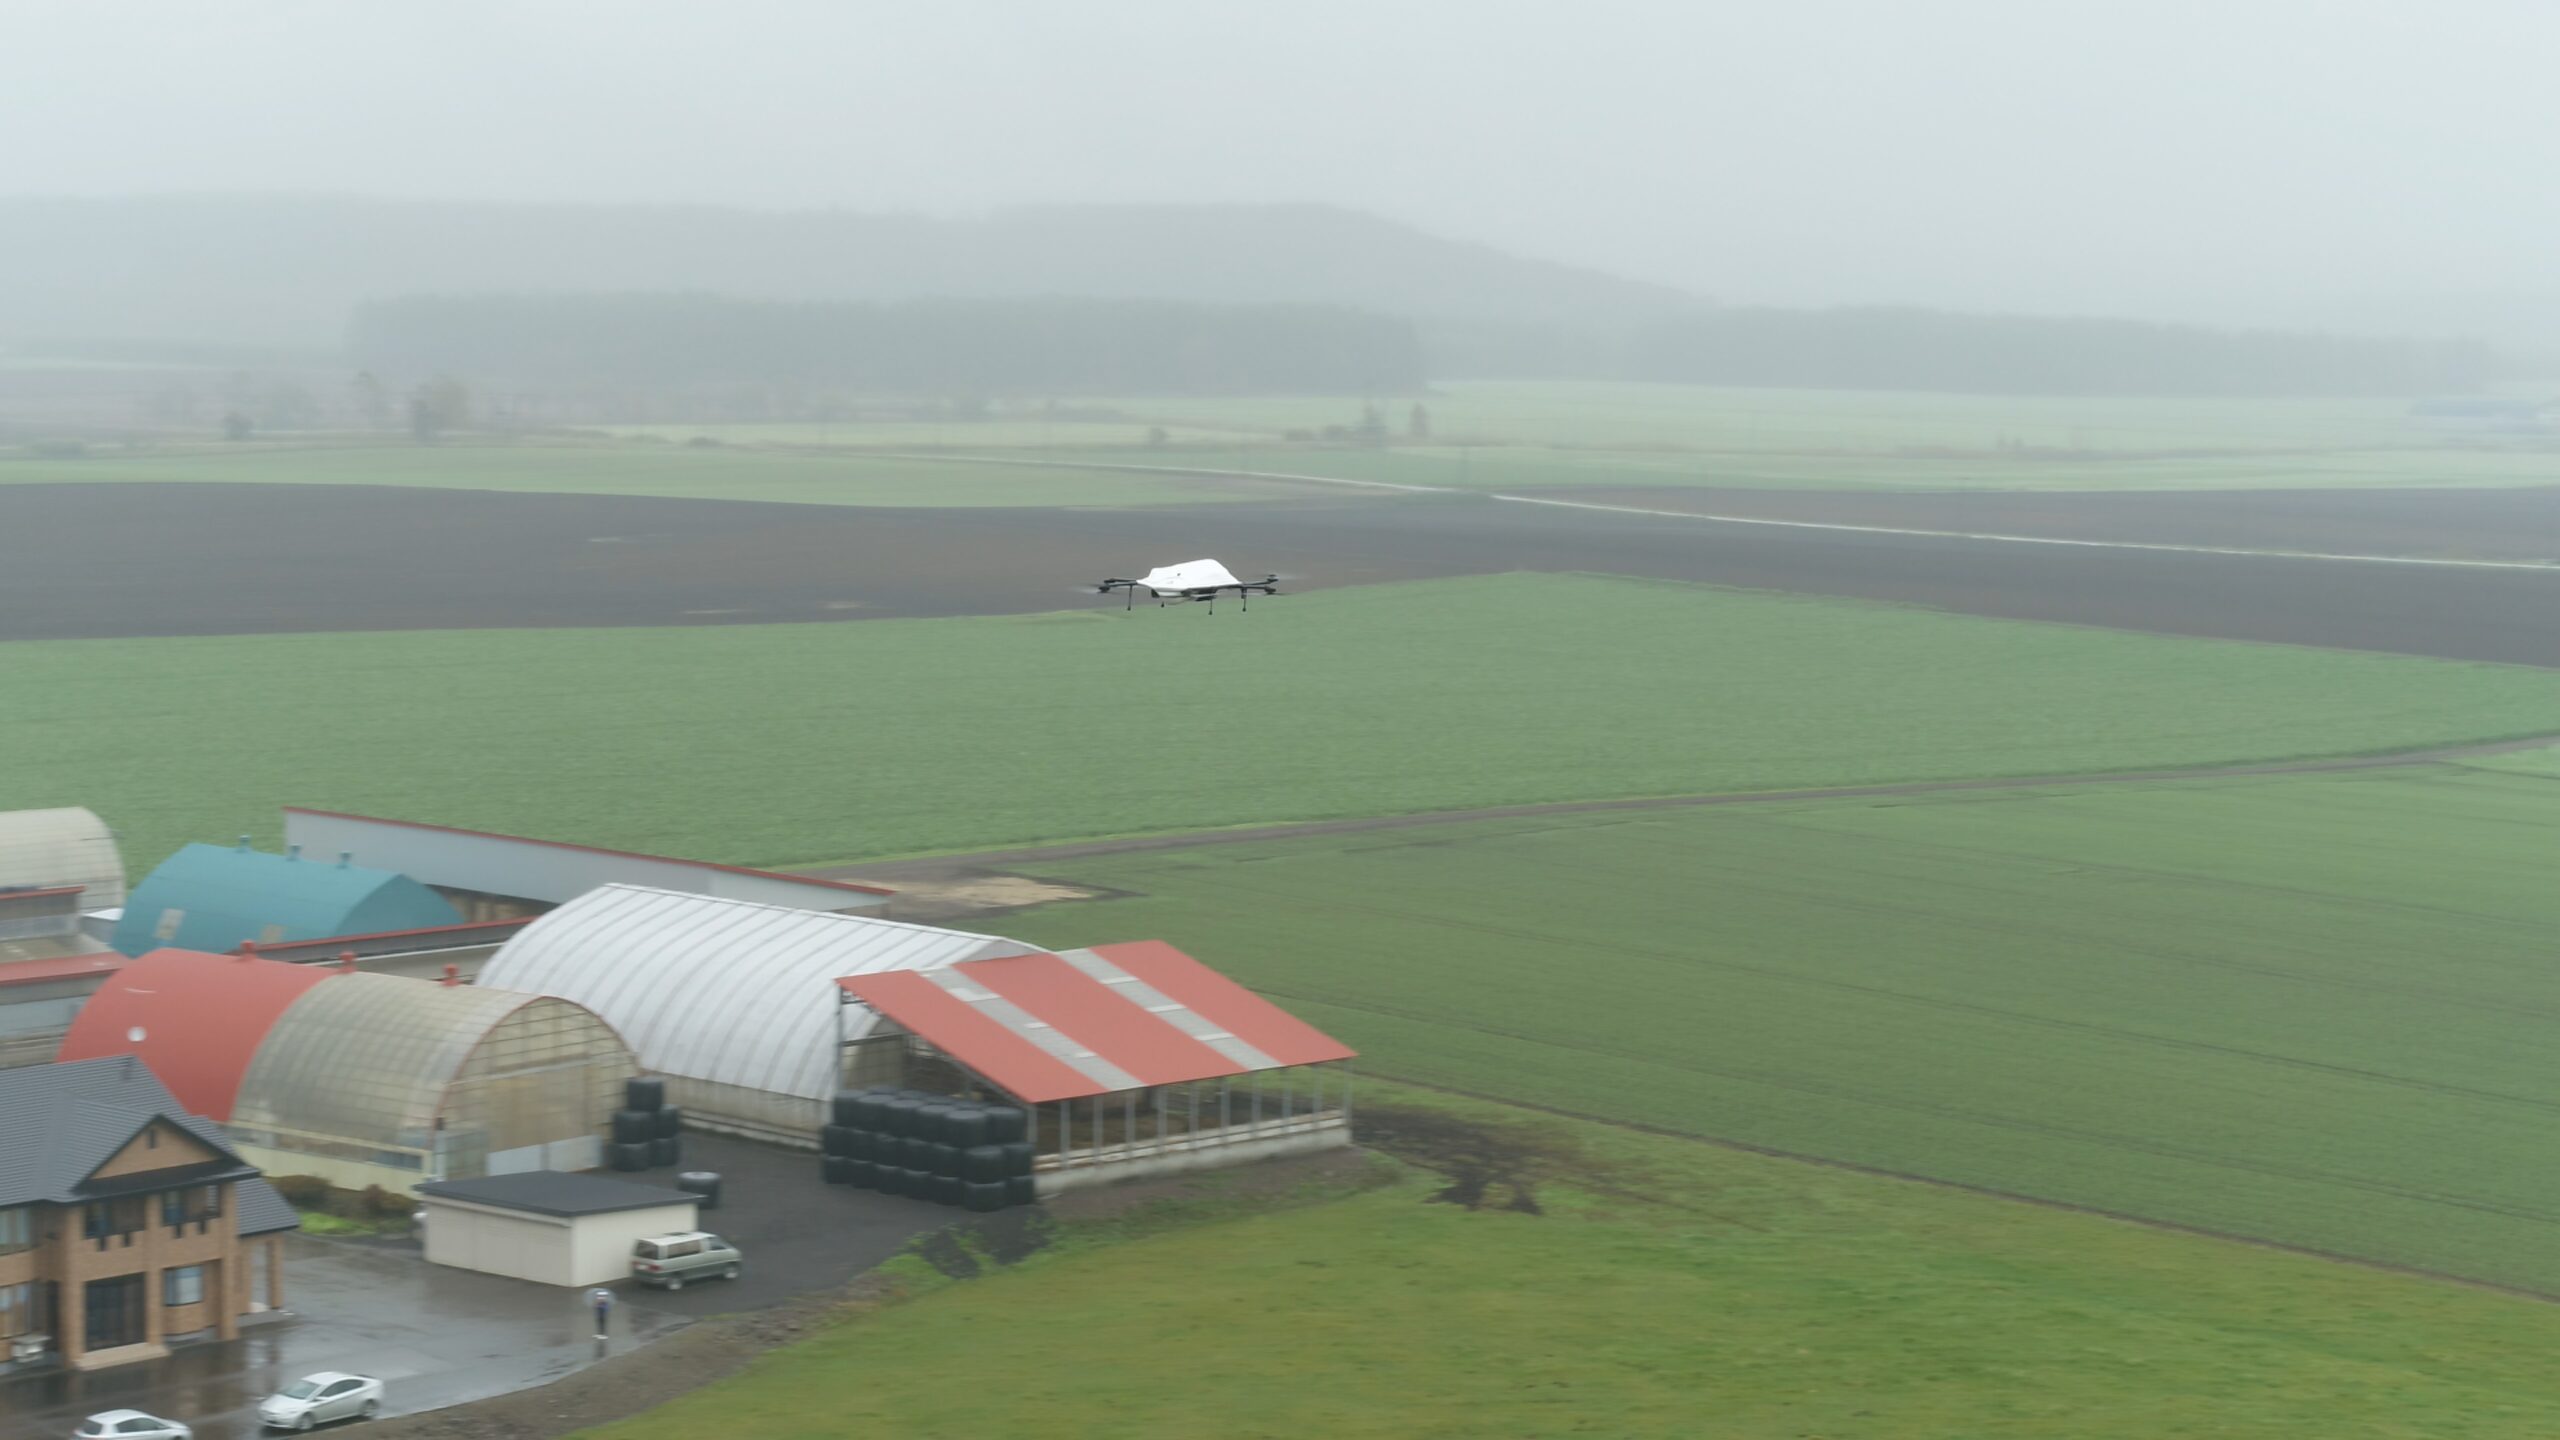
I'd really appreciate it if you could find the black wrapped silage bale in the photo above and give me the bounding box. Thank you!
[942,1104,990,1148]
[926,1173,964,1206]
[1003,1174,1038,1207]
[962,1179,1008,1212]
[885,1166,924,1197]
[625,1076,666,1113]
[822,1124,861,1158]
[656,1105,683,1138]
[609,1140,651,1172]
[649,1136,681,1168]
[831,1088,877,1127]
[912,1100,952,1142]
[898,1135,935,1169]
[847,1129,881,1162]
[980,1105,1028,1145]
[877,1094,920,1137]
[845,1159,881,1190]
[677,1171,721,1209]
[823,1155,857,1185]
[960,1144,1009,1183]
[922,1141,962,1177]
[610,1108,656,1145]
[997,1141,1036,1178]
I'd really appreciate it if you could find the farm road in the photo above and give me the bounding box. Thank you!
[6,482,2560,667]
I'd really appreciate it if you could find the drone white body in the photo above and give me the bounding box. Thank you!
[1095,558,1282,611]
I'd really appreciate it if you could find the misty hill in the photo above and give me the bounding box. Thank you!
[0,194,1692,352]
[353,294,1423,396]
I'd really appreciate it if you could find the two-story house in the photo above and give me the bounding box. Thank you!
[0,1055,298,1370]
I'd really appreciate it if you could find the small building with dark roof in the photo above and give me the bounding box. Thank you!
[0,1055,299,1371]
[415,1172,700,1287]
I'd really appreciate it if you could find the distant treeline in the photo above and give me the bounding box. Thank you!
[1620,307,2500,396]
[349,294,1424,396]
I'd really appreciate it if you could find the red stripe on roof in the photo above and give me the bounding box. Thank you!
[282,807,895,897]
[961,952,1238,1090]
[1087,941,1357,1068]
[0,950,127,988]
[57,949,333,1118]
[838,970,1104,1103]
[0,885,86,903]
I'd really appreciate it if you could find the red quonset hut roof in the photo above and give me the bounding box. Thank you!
[56,948,333,1119]
[838,941,1355,1105]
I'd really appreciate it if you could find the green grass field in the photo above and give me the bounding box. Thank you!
[21,381,2553,503]
[993,758,2560,1293]
[585,1084,2560,1439]
[8,575,2559,876]
[0,439,1297,508]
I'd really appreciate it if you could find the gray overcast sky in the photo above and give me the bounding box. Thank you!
[3,0,2551,321]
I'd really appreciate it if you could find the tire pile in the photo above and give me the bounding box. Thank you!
[609,1076,684,1172]
[822,1087,1037,1212]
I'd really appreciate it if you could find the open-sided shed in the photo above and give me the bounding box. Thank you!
[840,941,1357,1193]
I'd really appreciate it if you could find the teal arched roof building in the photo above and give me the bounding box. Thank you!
[111,841,463,958]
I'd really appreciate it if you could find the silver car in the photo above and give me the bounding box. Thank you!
[75,1413,191,1440]
[630,1230,742,1290]
[257,1371,383,1430]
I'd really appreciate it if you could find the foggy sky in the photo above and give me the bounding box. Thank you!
[4,0,2554,324]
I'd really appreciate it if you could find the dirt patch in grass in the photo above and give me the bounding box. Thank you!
[1353,1104,1589,1214]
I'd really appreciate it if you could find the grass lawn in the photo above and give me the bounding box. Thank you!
[584,1084,2560,1439]
[8,575,2560,876]
[0,439,1295,508]
[995,760,2560,1293]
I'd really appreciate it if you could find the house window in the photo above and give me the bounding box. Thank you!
[0,1281,35,1338]
[162,1267,205,1308]
[83,1198,144,1240]
[0,1207,31,1255]
[163,1186,224,1227]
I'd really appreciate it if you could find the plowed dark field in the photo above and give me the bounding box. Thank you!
[7,482,2560,666]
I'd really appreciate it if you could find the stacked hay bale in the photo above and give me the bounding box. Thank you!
[821,1086,1036,1209]
[609,1076,684,1171]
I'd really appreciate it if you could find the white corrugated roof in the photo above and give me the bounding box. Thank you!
[0,807,125,910]
[478,885,1032,1102]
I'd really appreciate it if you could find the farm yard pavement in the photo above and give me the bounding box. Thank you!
[0,1134,957,1440]
[8,481,2560,666]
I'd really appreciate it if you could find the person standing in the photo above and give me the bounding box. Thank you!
[589,1286,613,1341]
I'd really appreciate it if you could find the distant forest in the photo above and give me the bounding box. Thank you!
[350,294,1425,397]
[1622,307,2500,397]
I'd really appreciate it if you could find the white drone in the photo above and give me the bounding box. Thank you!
[1095,559,1282,613]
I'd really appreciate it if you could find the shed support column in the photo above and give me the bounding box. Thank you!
[1125,1091,1136,1157]
[1219,1077,1231,1146]
[267,1236,284,1310]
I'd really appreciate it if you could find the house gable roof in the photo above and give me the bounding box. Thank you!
[0,1055,258,1207]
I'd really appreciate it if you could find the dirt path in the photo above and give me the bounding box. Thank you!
[809,731,2560,896]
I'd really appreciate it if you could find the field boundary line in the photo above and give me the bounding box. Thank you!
[881,451,2560,572]
[806,732,2560,880]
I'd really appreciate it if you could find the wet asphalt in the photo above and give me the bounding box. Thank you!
[0,1134,955,1440]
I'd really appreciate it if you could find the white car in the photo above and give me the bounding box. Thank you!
[257,1371,383,1430]
[74,1413,192,1440]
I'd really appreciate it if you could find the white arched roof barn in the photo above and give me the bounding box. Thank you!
[0,806,126,910]
[479,884,1034,1141]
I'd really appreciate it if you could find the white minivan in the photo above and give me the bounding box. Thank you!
[630,1231,742,1290]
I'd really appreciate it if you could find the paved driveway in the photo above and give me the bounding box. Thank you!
[1,1134,957,1439]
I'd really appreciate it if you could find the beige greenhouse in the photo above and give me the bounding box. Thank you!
[60,948,639,1193]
